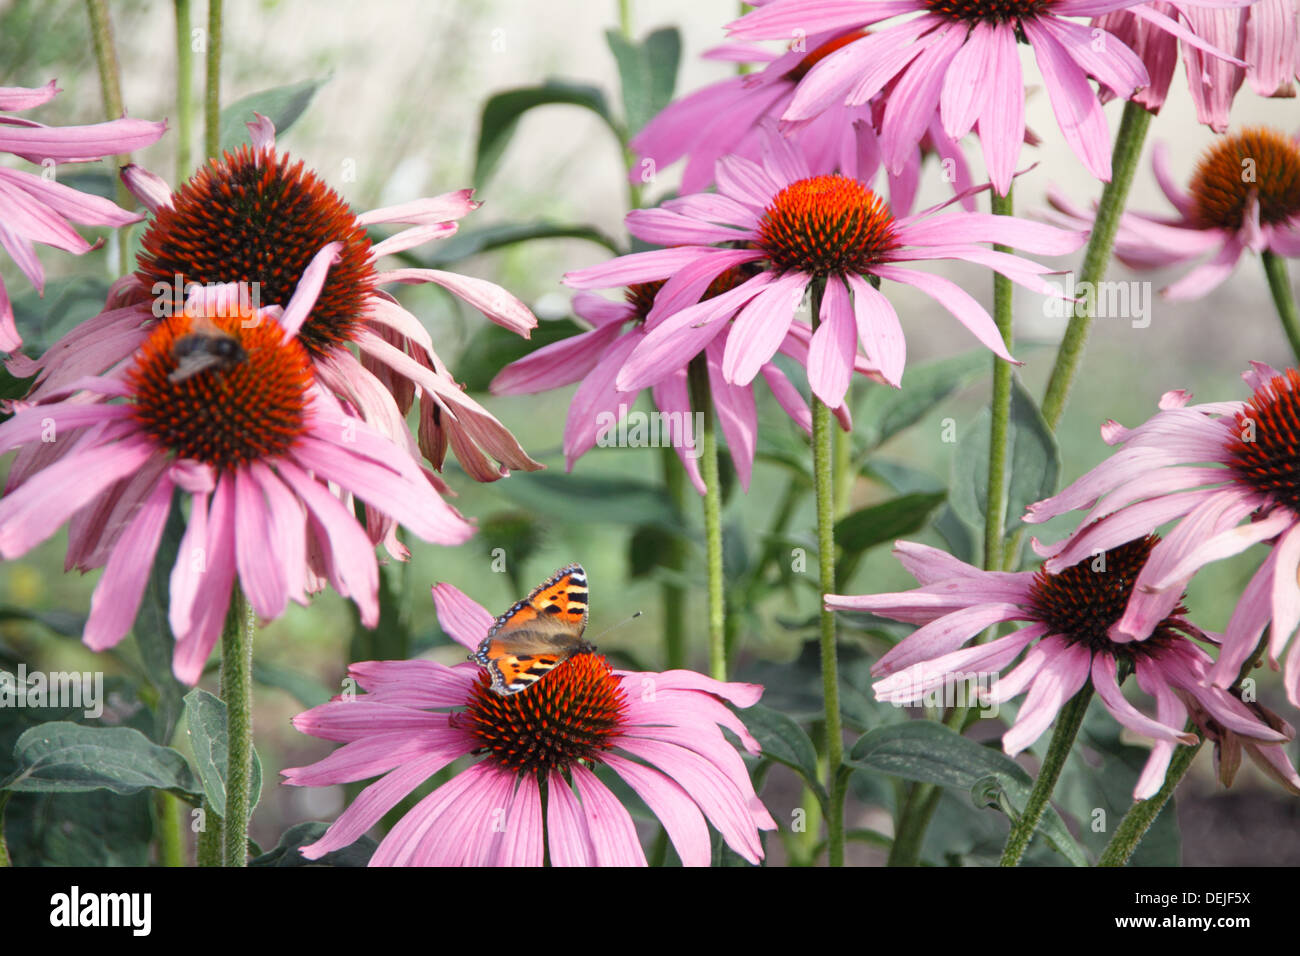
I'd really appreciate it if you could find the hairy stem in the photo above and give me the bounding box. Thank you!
[688,356,726,681]
[1263,250,1300,364]
[220,592,254,866]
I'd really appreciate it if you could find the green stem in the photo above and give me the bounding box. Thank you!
[196,797,223,867]
[999,684,1094,866]
[84,0,133,276]
[887,782,941,867]
[0,791,10,867]
[810,278,845,867]
[174,0,194,181]
[1263,250,1300,364]
[1040,101,1152,431]
[1098,735,1202,867]
[155,791,185,867]
[220,592,254,867]
[688,356,726,682]
[984,187,1015,571]
[204,0,223,161]
[660,446,688,671]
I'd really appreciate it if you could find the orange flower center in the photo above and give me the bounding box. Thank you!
[1188,127,1300,231]
[924,0,1054,23]
[135,146,377,358]
[129,311,311,470]
[756,174,897,277]
[460,653,627,776]
[1027,536,1196,660]
[1227,368,1300,514]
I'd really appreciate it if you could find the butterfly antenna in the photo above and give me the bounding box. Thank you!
[591,610,642,642]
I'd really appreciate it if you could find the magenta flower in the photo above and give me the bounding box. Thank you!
[0,80,165,351]
[1092,1,1285,132]
[825,536,1300,799]
[0,248,473,684]
[491,278,866,491]
[1044,127,1300,300]
[283,581,777,866]
[726,0,1245,195]
[1025,363,1300,707]
[569,129,1083,409]
[8,116,540,498]
[632,30,973,214]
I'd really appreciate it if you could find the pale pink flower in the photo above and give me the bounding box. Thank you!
[492,277,864,492]
[569,128,1083,409]
[7,116,540,511]
[283,581,777,866]
[1025,363,1300,706]
[633,30,973,214]
[0,80,165,351]
[1044,127,1300,300]
[825,535,1300,799]
[0,248,473,684]
[726,0,1247,195]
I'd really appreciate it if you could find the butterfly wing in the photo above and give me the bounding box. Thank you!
[474,564,593,695]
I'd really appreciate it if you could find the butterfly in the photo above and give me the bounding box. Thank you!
[471,564,595,696]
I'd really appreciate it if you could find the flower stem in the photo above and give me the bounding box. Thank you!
[196,797,223,866]
[155,791,185,867]
[1098,734,1202,867]
[688,356,726,681]
[84,0,133,276]
[1262,251,1300,364]
[0,792,10,867]
[810,278,845,867]
[985,187,1015,571]
[204,0,223,161]
[220,591,254,867]
[887,781,941,866]
[174,0,194,181]
[999,683,1093,866]
[1040,101,1152,431]
[660,445,688,671]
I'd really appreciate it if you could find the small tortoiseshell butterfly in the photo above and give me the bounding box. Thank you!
[471,564,595,696]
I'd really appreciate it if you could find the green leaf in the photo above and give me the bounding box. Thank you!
[218,78,324,154]
[407,220,620,269]
[932,503,979,567]
[474,81,619,187]
[1,722,199,796]
[739,704,827,808]
[455,317,588,392]
[250,821,377,867]
[182,689,263,817]
[605,27,681,135]
[847,721,1087,865]
[130,492,187,743]
[493,471,680,529]
[3,790,153,866]
[855,350,990,451]
[834,491,946,590]
[949,376,1060,537]
[7,276,113,355]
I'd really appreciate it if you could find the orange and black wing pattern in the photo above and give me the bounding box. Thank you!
[472,564,594,696]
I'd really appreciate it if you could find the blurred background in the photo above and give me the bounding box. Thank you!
[1,0,1297,864]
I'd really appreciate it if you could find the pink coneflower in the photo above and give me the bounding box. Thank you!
[0,80,165,352]
[283,581,777,866]
[570,129,1083,408]
[1024,363,1300,707]
[632,30,973,214]
[825,536,1300,798]
[7,115,540,493]
[1044,128,1300,300]
[490,273,867,491]
[726,0,1245,195]
[1092,1,1292,132]
[0,248,473,684]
